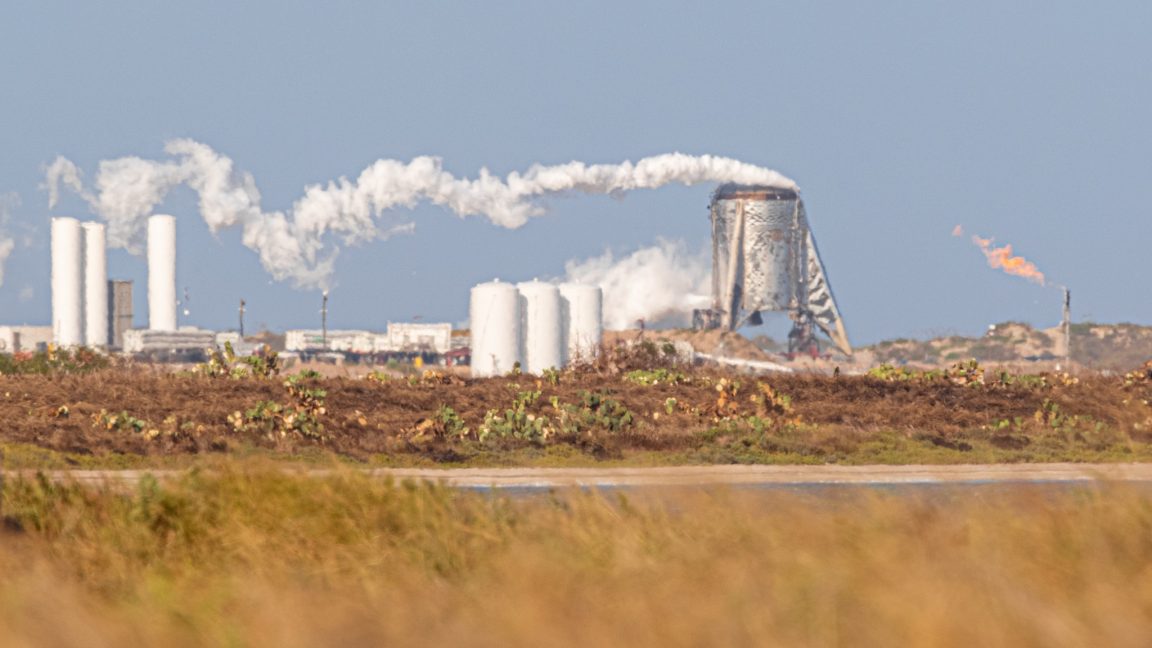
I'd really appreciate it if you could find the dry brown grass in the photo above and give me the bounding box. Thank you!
[2,465,1152,646]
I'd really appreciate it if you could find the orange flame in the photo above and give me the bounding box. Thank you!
[970,235,1045,285]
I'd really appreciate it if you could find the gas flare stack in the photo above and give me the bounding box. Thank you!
[693,184,852,357]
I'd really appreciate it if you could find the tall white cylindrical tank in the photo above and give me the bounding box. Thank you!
[516,280,564,374]
[147,214,177,331]
[560,283,603,364]
[82,222,108,347]
[470,281,521,378]
[50,217,84,347]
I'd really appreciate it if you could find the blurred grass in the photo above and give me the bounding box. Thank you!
[2,463,1152,646]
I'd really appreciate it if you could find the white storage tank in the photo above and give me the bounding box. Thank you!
[560,283,603,364]
[50,217,84,347]
[516,280,564,374]
[147,214,178,331]
[470,280,521,378]
[82,222,108,347]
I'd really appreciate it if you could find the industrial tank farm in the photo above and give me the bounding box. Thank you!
[42,212,213,356]
[471,279,604,377]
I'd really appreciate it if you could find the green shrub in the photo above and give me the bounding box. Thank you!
[623,368,689,386]
[0,347,110,375]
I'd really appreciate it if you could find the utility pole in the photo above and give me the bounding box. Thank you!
[321,290,329,350]
[238,299,246,338]
[1062,287,1071,368]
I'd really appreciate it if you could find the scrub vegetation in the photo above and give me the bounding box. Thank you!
[2,343,1152,468]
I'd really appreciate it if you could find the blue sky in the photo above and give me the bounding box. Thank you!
[1,1,1149,344]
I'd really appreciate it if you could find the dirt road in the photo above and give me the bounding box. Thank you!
[6,463,1152,489]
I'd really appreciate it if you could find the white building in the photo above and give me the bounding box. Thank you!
[380,322,452,354]
[284,323,453,355]
[122,328,216,354]
[284,329,376,354]
[0,326,54,353]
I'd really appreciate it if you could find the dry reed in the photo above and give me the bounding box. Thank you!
[1,465,1151,647]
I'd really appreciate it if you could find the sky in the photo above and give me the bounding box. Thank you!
[1,1,1150,345]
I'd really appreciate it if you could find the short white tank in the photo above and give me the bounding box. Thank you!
[559,283,603,364]
[470,280,521,378]
[50,217,84,347]
[516,280,564,374]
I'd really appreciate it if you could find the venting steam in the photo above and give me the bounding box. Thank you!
[562,240,710,329]
[0,193,19,288]
[45,140,795,289]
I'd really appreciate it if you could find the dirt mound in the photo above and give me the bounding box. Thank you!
[861,321,1152,370]
[604,329,771,361]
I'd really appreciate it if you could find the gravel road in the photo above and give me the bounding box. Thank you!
[5,463,1152,489]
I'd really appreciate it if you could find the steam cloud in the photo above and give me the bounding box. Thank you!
[43,157,88,209]
[0,193,19,288]
[45,140,795,289]
[562,240,711,329]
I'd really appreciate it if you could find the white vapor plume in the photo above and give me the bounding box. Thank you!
[43,157,89,208]
[0,193,18,288]
[563,240,711,329]
[0,238,13,288]
[46,140,795,288]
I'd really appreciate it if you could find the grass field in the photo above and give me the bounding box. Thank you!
[1,464,1151,646]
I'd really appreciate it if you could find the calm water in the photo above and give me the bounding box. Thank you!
[464,480,1152,502]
